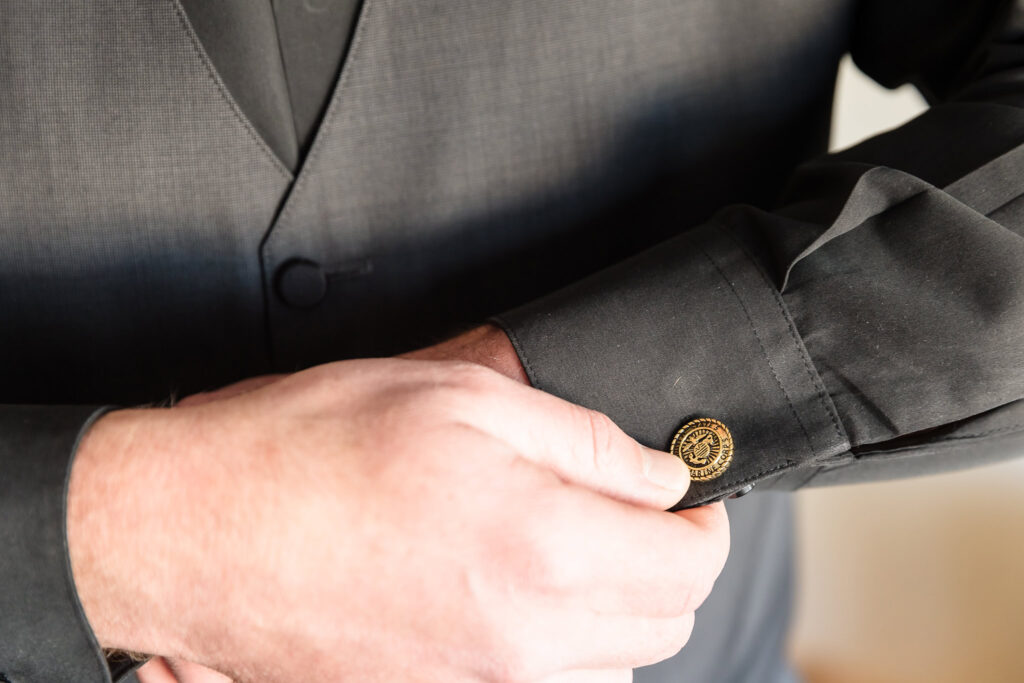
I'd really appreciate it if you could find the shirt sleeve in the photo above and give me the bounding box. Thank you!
[494,0,1024,508]
[0,405,116,683]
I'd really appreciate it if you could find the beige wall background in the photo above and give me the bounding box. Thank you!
[788,57,1024,683]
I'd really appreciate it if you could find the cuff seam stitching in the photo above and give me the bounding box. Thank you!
[724,224,849,446]
[698,245,817,463]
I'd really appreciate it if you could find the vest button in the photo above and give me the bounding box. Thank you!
[276,259,327,309]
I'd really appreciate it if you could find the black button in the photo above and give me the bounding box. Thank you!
[729,484,756,499]
[276,258,328,309]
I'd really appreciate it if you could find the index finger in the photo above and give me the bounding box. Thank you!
[521,483,731,619]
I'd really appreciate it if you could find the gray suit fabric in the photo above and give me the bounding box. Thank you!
[1,1,1022,681]
[176,0,363,167]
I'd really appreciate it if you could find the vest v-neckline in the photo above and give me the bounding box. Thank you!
[269,0,365,161]
[173,0,370,179]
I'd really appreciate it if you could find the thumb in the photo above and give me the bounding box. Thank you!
[477,375,690,510]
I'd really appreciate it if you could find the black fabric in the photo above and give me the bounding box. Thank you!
[497,0,1024,507]
[852,0,1013,100]
[0,406,111,683]
[494,219,850,508]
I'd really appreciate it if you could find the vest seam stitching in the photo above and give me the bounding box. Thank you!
[168,0,293,181]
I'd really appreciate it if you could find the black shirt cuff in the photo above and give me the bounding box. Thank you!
[494,221,852,508]
[0,405,115,683]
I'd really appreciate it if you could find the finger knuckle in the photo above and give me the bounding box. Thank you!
[656,552,716,616]
[526,537,580,596]
[681,558,718,614]
[632,613,695,668]
[657,614,696,661]
[504,508,581,596]
[711,529,731,578]
[421,362,499,414]
[583,409,621,471]
[701,505,732,577]
[445,360,499,390]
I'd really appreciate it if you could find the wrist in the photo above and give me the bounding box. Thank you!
[471,324,530,384]
[403,324,530,384]
[67,407,200,659]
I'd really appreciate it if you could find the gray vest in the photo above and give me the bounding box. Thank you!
[0,0,847,401]
[1,2,849,680]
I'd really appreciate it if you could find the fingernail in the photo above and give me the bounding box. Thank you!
[643,448,689,490]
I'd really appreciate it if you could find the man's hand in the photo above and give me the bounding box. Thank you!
[69,359,728,682]
[148,328,524,682]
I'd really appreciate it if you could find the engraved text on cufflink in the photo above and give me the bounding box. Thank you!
[670,418,734,482]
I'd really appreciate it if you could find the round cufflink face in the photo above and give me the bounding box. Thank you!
[670,418,734,481]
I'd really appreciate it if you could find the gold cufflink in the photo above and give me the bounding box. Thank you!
[670,418,733,481]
